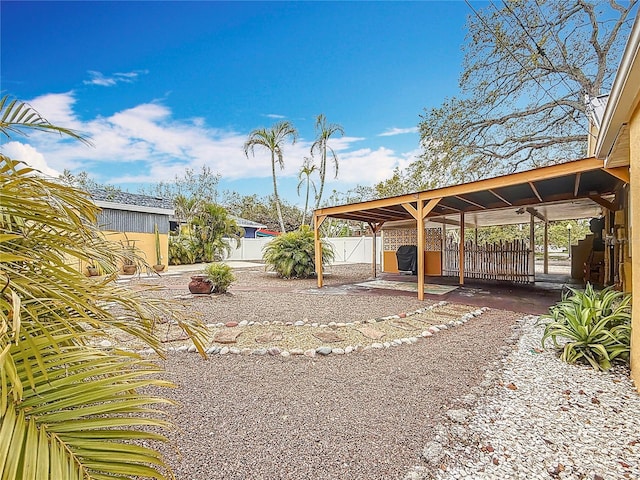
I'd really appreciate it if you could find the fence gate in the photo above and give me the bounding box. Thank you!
[443,238,533,283]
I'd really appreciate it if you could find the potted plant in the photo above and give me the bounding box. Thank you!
[86,263,100,276]
[152,223,166,272]
[120,236,138,275]
[204,262,235,293]
[188,274,214,294]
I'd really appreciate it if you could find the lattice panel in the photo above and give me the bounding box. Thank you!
[425,228,442,251]
[383,228,442,252]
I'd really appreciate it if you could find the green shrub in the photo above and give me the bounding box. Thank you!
[204,262,235,293]
[168,234,196,265]
[262,225,335,278]
[540,283,631,371]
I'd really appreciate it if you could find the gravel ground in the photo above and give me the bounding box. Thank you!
[114,264,521,478]
[152,309,519,480]
[408,316,640,480]
[118,264,638,479]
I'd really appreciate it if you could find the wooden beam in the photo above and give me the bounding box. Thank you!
[401,202,418,220]
[438,202,461,212]
[422,198,442,219]
[526,207,547,222]
[428,217,476,229]
[488,189,512,206]
[528,182,543,202]
[589,194,617,211]
[574,172,581,197]
[315,157,604,219]
[454,195,486,210]
[603,166,630,184]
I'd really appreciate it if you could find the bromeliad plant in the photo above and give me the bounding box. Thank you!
[540,283,631,371]
[0,96,208,479]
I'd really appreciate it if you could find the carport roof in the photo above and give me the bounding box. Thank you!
[314,157,629,228]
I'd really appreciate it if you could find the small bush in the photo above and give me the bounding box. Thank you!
[262,225,335,279]
[204,262,235,293]
[540,283,631,371]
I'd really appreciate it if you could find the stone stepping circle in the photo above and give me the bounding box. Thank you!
[143,301,492,359]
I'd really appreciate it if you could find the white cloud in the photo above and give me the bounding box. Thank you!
[83,70,148,87]
[2,141,61,177]
[29,92,80,127]
[263,113,286,119]
[12,92,419,195]
[326,147,421,185]
[378,126,419,137]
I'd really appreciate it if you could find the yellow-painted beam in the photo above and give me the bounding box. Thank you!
[603,166,630,184]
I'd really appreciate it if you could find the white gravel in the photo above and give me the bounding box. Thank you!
[406,315,640,480]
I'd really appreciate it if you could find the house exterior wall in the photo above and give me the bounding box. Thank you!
[98,209,170,234]
[103,231,169,272]
[629,100,640,387]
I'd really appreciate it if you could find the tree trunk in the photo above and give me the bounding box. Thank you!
[302,177,310,226]
[271,153,286,233]
[314,148,327,211]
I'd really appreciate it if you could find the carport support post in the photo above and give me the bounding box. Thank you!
[417,201,425,301]
[544,220,549,274]
[459,211,465,285]
[529,212,535,281]
[403,197,441,301]
[367,222,384,278]
[314,214,327,288]
[419,198,442,300]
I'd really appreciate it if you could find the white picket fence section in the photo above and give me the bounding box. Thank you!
[224,236,382,264]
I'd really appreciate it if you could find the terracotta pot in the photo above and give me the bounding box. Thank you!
[153,264,166,273]
[86,266,99,276]
[189,275,213,294]
[122,264,137,275]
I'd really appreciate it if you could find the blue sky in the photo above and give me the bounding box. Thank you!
[2,1,471,205]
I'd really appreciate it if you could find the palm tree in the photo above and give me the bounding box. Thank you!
[297,157,318,226]
[311,113,344,210]
[174,193,201,233]
[244,121,298,233]
[191,202,243,262]
[0,95,207,479]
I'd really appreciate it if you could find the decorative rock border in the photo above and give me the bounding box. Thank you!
[144,301,491,358]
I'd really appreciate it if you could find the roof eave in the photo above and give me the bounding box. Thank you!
[94,200,174,216]
[595,15,640,161]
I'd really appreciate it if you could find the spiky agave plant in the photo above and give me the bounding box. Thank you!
[0,95,208,479]
[541,283,631,371]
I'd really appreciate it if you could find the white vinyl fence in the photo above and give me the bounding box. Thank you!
[224,236,382,264]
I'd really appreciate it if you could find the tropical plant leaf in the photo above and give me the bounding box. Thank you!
[541,283,631,370]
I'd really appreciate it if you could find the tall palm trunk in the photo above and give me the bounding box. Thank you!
[302,175,311,226]
[314,147,327,211]
[271,151,287,233]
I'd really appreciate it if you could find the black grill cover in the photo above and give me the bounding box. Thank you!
[396,245,418,274]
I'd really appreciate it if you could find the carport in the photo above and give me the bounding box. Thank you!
[313,157,628,300]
